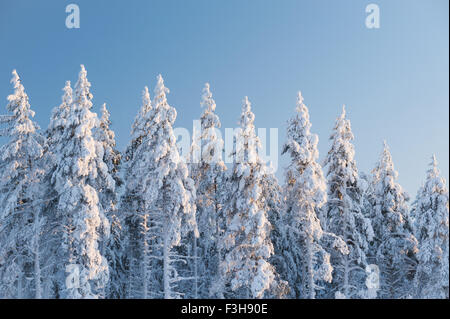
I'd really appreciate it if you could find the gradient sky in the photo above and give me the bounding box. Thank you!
[0,0,448,197]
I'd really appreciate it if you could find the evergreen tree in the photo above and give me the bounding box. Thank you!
[123,75,198,298]
[0,70,45,298]
[370,142,418,298]
[120,86,154,298]
[412,155,449,299]
[47,81,72,148]
[51,65,111,298]
[322,106,374,298]
[261,168,291,298]
[43,80,75,298]
[281,92,348,299]
[94,103,124,298]
[187,83,227,298]
[124,86,153,164]
[217,97,276,299]
[94,103,121,211]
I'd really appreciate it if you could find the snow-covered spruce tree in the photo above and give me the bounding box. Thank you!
[260,168,291,298]
[412,155,449,299]
[47,81,73,148]
[0,70,46,298]
[123,86,153,165]
[281,92,348,299]
[94,103,124,298]
[186,83,227,298]
[147,75,198,299]
[94,103,121,212]
[41,81,75,298]
[120,86,156,298]
[370,142,418,299]
[179,131,201,299]
[124,75,198,299]
[216,96,277,299]
[51,65,111,299]
[321,106,374,299]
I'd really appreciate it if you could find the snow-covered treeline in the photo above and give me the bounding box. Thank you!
[0,66,448,299]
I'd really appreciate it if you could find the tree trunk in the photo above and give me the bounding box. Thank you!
[163,229,171,299]
[142,214,149,299]
[34,211,42,299]
[306,235,315,299]
[193,236,198,299]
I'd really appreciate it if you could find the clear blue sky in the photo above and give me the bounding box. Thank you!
[0,0,448,197]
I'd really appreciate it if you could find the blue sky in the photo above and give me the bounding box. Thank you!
[0,0,448,197]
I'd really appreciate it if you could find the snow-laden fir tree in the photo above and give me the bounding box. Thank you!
[42,81,75,298]
[370,141,418,299]
[412,155,449,299]
[50,65,111,299]
[120,86,157,298]
[47,81,72,148]
[186,83,227,298]
[281,92,348,299]
[94,103,121,211]
[94,103,124,298]
[321,106,374,299]
[0,70,46,298]
[260,166,291,298]
[216,96,276,299]
[123,75,198,299]
[180,127,202,298]
[123,86,153,165]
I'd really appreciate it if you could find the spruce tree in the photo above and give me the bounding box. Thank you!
[43,80,74,298]
[0,70,45,298]
[322,106,374,298]
[412,155,449,299]
[370,142,418,298]
[94,103,121,211]
[123,75,198,298]
[47,81,72,148]
[51,65,111,298]
[94,103,124,298]
[217,97,276,299]
[120,86,154,298]
[281,92,347,299]
[187,83,227,298]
